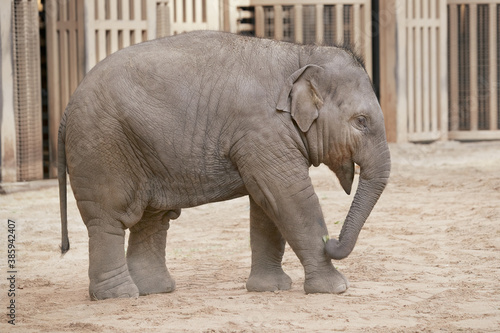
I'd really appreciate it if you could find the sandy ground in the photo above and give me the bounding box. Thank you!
[0,141,499,332]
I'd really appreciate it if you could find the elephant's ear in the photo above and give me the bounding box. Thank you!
[277,65,324,132]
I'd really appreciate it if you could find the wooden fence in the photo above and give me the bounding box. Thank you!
[45,0,170,177]
[380,0,448,143]
[448,1,500,140]
[16,0,500,183]
[45,0,85,177]
[236,0,372,76]
[169,0,219,34]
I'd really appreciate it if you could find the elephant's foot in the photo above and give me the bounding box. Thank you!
[304,263,349,294]
[129,266,176,295]
[246,268,292,292]
[89,265,139,300]
[303,263,349,294]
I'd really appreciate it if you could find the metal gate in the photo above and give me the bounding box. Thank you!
[448,1,500,140]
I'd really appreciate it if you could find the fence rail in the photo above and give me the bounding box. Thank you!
[448,1,500,140]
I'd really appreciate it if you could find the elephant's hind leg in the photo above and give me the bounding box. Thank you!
[80,202,140,300]
[126,208,179,295]
[246,197,292,292]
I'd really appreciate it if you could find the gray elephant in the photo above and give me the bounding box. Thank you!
[59,31,390,300]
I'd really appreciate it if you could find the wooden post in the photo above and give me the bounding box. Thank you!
[438,0,448,140]
[449,4,459,132]
[489,3,498,130]
[335,4,343,43]
[255,6,264,37]
[0,0,17,182]
[469,4,478,131]
[380,0,400,142]
[274,5,283,40]
[294,4,303,44]
[315,4,323,44]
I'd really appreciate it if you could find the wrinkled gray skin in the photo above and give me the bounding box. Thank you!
[59,31,390,300]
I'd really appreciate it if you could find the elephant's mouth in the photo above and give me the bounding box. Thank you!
[331,159,355,195]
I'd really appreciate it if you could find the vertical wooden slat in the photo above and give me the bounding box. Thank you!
[335,4,343,43]
[85,0,96,72]
[414,0,422,133]
[123,0,130,20]
[422,0,430,132]
[449,4,459,132]
[430,0,438,133]
[122,0,131,47]
[195,0,202,23]
[489,3,498,130]
[397,0,408,142]
[147,0,156,40]
[97,0,106,20]
[68,2,78,95]
[98,28,106,61]
[353,4,361,52]
[315,4,323,44]
[470,4,478,131]
[186,0,193,23]
[255,6,265,38]
[46,0,60,177]
[59,30,69,117]
[274,5,283,40]
[77,0,85,81]
[134,0,143,42]
[294,4,303,44]
[407,0,415,135]
[363,1,372,77]
[109,0,119,54]
[438,0,448,140]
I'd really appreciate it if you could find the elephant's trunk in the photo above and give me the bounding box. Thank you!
[325,144,390,260]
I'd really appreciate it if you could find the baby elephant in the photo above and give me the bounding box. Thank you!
[59,31,390,300]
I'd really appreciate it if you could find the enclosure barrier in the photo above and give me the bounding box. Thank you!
[12,0,43,181]
[169,0,219,34]
[236,0,372,77]
[6,0,500,184]
[380,0,448,143]
[45,0,170,177]
[448,1,500,140]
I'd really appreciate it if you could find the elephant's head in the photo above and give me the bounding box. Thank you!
[277,47,391,260]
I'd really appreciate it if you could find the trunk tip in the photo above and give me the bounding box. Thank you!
[324,238,350,260]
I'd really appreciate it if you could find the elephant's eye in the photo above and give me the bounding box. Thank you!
[353,115,368,131]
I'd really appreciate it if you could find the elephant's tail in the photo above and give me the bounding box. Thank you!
[58,112,70,255]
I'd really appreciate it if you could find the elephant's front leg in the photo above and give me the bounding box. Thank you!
[126,209,178,295]
[246,197,292,292]
[239,161,349,294]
